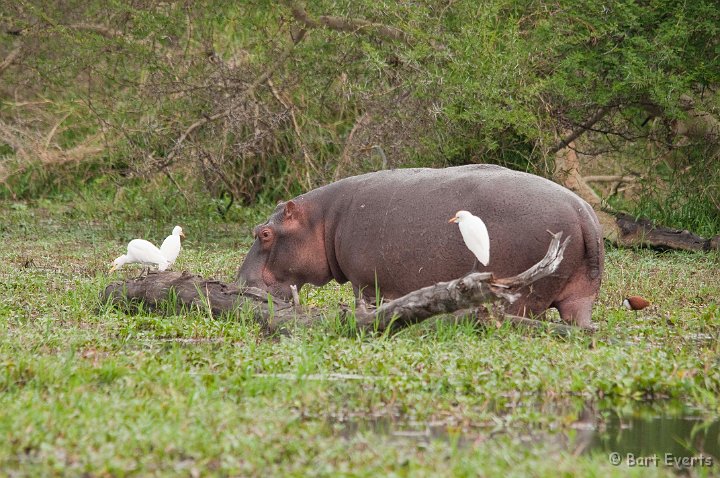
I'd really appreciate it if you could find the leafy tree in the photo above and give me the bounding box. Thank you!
[1,0,718,237]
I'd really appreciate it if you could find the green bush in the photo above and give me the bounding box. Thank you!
[1,1,718,233]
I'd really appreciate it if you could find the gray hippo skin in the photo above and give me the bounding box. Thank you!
[237,165,604,328]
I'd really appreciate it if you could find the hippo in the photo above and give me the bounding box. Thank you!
[237,165,604,328]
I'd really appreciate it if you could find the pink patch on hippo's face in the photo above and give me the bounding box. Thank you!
[261,266,277,287]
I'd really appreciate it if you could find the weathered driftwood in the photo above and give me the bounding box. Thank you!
[614,212,719,252]
[352,231,570,333]
[102,232,578,335]
[102,271,300,323]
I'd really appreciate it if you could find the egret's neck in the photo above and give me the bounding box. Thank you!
[114,254,129,267]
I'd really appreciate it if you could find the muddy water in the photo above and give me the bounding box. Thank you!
[328,399,719,466]
[580,403,718,465]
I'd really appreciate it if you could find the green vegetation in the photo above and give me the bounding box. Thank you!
[1,1,719,475]
[2,1,719,234]
[1,189,718,475]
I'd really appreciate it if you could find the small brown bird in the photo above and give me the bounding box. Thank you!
[623,295,650,311]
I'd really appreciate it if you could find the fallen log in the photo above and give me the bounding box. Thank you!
[102,231,578,334]
[614,212,719,252]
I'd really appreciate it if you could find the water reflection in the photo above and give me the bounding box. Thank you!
[583,401,719,462]
[328,399,719,465]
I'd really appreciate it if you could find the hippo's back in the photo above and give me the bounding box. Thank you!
[323,164,603,319]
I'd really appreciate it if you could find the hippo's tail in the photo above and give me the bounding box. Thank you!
[579,199,604,282]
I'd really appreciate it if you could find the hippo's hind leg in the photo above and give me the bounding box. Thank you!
[553,296,596,330]
[555,201,604,330]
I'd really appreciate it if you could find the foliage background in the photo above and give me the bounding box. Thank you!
[1,0,718,234]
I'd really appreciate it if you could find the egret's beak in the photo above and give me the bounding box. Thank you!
[109,264,118,273]
[180,232,186,239]
[448,216,459,223]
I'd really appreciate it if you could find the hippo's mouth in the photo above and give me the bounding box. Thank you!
[238,278,292,302]
[266,283,293,301]
[258,268,293,301]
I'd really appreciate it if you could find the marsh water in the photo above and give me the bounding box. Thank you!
[584,405,718,460]
[328,399,719,466]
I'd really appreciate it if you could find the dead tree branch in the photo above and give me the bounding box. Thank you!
[67,23,125,39]
[613,213,720,252]
[553,134,718,251]
[550,107,612,154]
[162,30,306,166]
[102,232,574,335]
[584,175,637,183]
[285,1,411,45]
[351,231,568,333]
[0,43,23,77]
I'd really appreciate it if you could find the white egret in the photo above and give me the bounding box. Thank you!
[159,225,185,266]
[449,210,490,267]
[110,239,170,272]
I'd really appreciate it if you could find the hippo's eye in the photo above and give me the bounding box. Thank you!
[260,228,272,241]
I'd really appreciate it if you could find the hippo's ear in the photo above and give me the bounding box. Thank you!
[284,200,299,221]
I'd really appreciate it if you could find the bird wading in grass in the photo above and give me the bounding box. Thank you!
[160,225,185,266]
[110,239,171,273]
[449,210,490,268]
[623,295,650,313]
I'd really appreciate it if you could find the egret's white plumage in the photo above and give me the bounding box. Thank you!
[449,210,490,267]
[160,225,185,266]
[110,239,170,272]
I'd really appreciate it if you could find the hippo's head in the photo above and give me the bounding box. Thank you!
[236,200,331,301]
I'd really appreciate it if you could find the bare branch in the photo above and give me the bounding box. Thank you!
[267,77,322,184]
[0,44,22,78]
[550,107,612,154]
[163,33,305,166]
[334,112,372,180]
[492,231,569,289]
[584,175,637,183]
[614,213,719,252]
[67,23,124,39]
[285,1,411,45]
[44,111,72,149]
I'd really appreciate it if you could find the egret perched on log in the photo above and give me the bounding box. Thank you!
[160,225,185,266]
[110,239,171,272]
[449,210,490,267]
